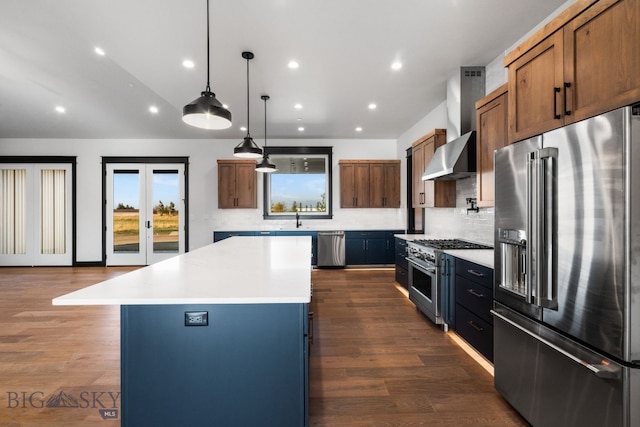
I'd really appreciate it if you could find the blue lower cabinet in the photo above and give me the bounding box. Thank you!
[345,230,402,265]
[440,254,456,328]
[121,303,309,427]
[454,258,494,361]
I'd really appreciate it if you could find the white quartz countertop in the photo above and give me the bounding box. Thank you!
[444,249,494,269]
[53,236,312,306]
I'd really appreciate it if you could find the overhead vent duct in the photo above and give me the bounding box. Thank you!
[423,67,484,181]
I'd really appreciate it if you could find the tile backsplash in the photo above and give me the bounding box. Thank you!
[423,177,494,246]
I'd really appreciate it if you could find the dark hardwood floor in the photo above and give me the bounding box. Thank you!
[0,266,528,426]
[309,268,528,426]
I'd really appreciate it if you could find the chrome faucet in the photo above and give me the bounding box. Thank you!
[296,212,302,228]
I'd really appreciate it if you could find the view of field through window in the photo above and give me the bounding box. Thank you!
[268,156,328,215]
[112,171,179,253]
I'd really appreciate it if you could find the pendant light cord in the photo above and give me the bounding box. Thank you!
[246,56,250,136]
[264,97,267,147]
[205,0,211,93]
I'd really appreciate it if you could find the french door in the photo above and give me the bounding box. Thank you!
[0,163,73,266]
[105,163,185,266]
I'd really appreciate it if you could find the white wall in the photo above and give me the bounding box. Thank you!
[0,137,402,262]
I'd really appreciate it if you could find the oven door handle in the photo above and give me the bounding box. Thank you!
[409,259,436,274]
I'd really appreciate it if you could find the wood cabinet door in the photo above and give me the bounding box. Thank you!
[370,162,400,208]
[353,163,370,208]
[508,30,564,143]
[218,162,237,208]
[235,162,257,208]
[340,163,356,208]
[564,0,640,124]
[412,142,425,208]
[422,139,436,208]
[383,162,400,208]
[476,89,508,207]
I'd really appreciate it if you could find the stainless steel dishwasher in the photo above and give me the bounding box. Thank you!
[317,231,345,267]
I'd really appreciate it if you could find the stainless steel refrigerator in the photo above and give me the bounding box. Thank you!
[492,105,640,427]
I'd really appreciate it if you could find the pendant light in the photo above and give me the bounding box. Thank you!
[234,52,263,159]
[256,95,277,173]
[182,0,232,130]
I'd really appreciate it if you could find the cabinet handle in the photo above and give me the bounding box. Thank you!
[467,320,484,332]
[564,82,572,116]
[308,311,314,344]
[467,269,484,278]
[467,288,485,298]
[553,87,561,119]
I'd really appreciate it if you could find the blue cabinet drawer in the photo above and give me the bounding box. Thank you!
[455,258,493,289]
[455,276,493,325]
[455,304,494,362]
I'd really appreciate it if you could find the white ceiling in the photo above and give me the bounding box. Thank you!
[0,0,567,140]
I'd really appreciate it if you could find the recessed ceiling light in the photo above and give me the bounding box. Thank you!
[368,103,377,110]
[355,127,363,132]
[294,103,303,109]
[94,47,105,56]
[288,60,299,69]
[240,126,247,132]
[128,82,135,88]
[297,118,303,121]
[298,127,305,131]
[55,106,66,113]
[149,106,159,114]
[182,59,195,69]
[391,61,402,70]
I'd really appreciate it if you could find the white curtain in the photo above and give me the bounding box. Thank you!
[0,169,26,254]
[41,169,66,254]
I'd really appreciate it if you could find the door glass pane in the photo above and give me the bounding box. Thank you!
[152,170,179,253]
[0,169,27,254]
[40,169,66,254]
[113,171,140,253]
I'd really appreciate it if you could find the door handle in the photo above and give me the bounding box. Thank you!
[553,87,561,119]
[467,320,484,332]
[146,220,151,229]
[563,82,572,116]
[467,288,485,298]
[492,310,620,380]
[467,269,484,278]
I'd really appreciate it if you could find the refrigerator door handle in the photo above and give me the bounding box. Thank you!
[526,152,536,305]
[538,147,559,309]
[491,310,620,380]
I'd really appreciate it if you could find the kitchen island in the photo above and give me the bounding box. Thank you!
[53,236,312,427]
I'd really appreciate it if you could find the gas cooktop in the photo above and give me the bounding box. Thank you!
[411,238,492,251]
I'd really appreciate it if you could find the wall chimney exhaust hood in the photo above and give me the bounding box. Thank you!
[422,131,476,181]
[422,66,484,181]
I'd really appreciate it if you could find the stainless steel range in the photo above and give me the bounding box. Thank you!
[407,239,492,329]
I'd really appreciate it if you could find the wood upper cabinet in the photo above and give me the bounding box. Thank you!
[370,161,400,208]
[411,129,455,208]
[507,30,564,142]
[564,0,640,123]
[217,160,256,209]
[339,160,400,208]
[506,0,640,142]
[476,84,509,208]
